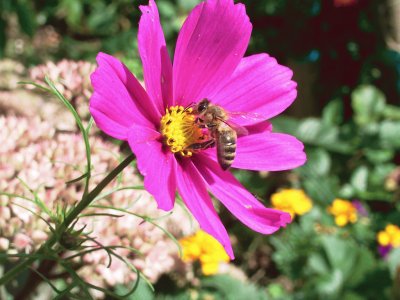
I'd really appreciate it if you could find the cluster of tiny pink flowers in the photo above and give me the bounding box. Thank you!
[29,60,96,118]
[0,115,197,297]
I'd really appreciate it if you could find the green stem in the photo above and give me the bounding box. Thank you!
[0,153,135,286]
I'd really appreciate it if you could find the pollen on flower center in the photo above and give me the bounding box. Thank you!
[160,106,207,157]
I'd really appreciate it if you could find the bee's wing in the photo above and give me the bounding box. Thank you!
[227,111,267,126]
[224,119,249,136]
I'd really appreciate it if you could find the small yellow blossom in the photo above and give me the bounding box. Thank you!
[271,189,313,219]
[179,230,230,276]
[327,199,357,227]
[377,224,400,248]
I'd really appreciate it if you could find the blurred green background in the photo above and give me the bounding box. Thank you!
[1,0,400,299]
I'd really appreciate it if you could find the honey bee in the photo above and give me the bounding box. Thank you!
[187,99,248,170]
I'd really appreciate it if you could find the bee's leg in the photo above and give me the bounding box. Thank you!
[186,139,215,150]
[196,122,217,130]
[195,117,205,124]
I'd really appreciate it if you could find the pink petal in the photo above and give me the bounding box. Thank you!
[90,101,131,140]
[245,121,273,135]
[210,54,297,125]
[90,52,160,140]
[194,155,292,234]
[173,0,252,106]
[127,126,176,211]
[138,0,173,110]
[176,158,234,259]
[233,132,306,171]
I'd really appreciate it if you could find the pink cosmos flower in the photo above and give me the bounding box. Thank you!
[89,0,306,259]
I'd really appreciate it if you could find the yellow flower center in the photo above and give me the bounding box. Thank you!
[160,106,207,157]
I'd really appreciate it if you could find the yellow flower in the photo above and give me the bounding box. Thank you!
[179,230,230,276]
[327,199,357,227]
[377,224,400,248]
[271,189,313,219]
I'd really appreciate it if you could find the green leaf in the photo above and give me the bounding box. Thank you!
[369,164,395,188]
[322,98,343,125]
[301,148,331,176]
[308,253,330,275]
[297,118,322,142]
[176,0,201,11]
[387,248,400,279]
[14,0,36,37]
[320,235,375,289]
[45,77,92,198]
[316,269,343,297]
[271,116,301,135]
[351,85,386,125]
[364,148,394,164]
[18,81,52,92]
[0,17,6,58]
[379,121,400,149]
[339,183,355,199]
[346,247,375,287]
[115,280,154,300]
[60,0,83,28]
[383,104,400,121]
[303,176,337,204]
[295,118,351,153]
[200,274,268,300]
[342,292,365,300]
[350,166,369,192]
[267,283,289,299]
[157,0,176,18]
[87,3,117,33]
[321,236,356,280]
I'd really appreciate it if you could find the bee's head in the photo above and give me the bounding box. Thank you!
[197,99,210,114]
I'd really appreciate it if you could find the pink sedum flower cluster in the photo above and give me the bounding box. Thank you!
[29,59,95,118]
[90,0,306,259]
[0,115,197,295]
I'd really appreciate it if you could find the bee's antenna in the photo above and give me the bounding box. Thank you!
[184,102,196,112]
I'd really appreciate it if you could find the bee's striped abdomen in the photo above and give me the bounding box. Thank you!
[216,127,237,170]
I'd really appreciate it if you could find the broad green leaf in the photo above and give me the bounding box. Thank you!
[387,248,400,279]
[201,274,268,300]
[115,279,154,300]
[177,0,202,11]
[303,177,337,204]
[350,166,369,192]
[364,148,394,164]
[271,116,301,136]
[343,292,365,300]
[0,17,6,58]
[308,253,330,275]
[60,0,83,28]
[346,247,375,287]
[14,0,36,37]
[316,269,343,297]
[351,85,386,125]
[301,148,331,176]
[321,236,356,280]
[369,164,395,188]
[87,3,117,33]
[339,183,355,199]
[383,104,400,120]
[322,98,343,125]
[379,121,400,149]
